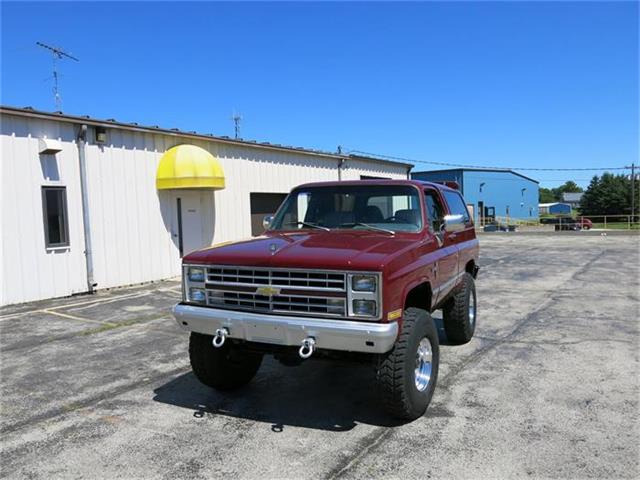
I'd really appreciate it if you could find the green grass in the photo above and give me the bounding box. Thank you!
[589,223,640,230]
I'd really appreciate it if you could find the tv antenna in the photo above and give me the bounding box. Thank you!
[36,42,79,111]
[232,112,242,139]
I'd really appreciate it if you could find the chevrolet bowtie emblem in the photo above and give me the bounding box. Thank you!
[256,286,281,297]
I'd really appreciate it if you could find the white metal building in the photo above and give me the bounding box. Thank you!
[0,106,412,306]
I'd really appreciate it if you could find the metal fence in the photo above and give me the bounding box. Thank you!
[575,215,640,230]
[478,215,640,231]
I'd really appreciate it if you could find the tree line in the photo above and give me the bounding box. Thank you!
[539,181,582,203]
[540,174,639,216]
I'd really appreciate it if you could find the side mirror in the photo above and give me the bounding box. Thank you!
[442,214,465,233]
[263,215,274,230]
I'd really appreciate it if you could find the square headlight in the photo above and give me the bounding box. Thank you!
[353,299,376,317]
[352,274,376,292]
[189,287,206,303]
[188,267,205,282]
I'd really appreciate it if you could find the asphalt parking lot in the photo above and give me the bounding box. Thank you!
[1,233,639,479]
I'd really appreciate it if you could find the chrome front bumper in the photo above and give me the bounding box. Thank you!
[173,303,398,354]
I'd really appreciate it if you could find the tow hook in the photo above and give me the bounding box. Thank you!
[212,327,229,348]
[298,337,316,359]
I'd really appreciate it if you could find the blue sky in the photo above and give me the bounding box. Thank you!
[2,1,638,187]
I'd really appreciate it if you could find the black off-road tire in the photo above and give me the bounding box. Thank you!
[189,332,263,391]
[443,272,477,345]
[376,307,440,420]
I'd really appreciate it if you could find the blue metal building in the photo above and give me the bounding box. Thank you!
[412,168,540,223]
[539,202,572,215]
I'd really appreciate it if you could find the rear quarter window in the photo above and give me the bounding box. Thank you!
[443,191,471,224]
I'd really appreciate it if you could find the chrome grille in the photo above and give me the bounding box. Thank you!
[206,267,346,291]
[204,266,347,317]
[207,291,345,315]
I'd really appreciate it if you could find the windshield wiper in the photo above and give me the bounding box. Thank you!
[339,222,395,235]
[285,221,330,231]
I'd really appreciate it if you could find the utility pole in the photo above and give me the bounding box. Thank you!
[232,112,242,139]
[631,163,636,223]
[36,42,79,111]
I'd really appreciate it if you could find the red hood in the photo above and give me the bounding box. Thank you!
[183,231,418,271]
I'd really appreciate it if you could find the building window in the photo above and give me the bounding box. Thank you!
[42,186,69,247]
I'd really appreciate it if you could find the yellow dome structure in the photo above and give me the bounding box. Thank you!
[156,144,225,190]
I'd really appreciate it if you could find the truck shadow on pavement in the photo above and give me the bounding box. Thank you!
[153,358,404,432]
[153,318,452,432]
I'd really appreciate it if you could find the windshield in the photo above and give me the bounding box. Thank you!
[269,185,423,233]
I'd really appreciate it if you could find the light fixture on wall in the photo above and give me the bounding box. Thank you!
[521,187,527,196]
[95,126,107,144]
[479,182,486,193]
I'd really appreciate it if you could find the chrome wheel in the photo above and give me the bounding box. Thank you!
[414,337,433,392]
[469,292,476,328]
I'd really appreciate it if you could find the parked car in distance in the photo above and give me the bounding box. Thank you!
[578,217,593,230]
[540,215,592,230]
[173,180,479,420]
[483,222,516,232]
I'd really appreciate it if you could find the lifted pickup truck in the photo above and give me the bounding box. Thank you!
[174,180,479,419]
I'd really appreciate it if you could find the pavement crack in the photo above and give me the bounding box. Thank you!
[1,317,176,354]
[474,335,634,346]
[322,248,609,478]
[440,248,608,390]
[0,366,190,436]
[325,427,393,480]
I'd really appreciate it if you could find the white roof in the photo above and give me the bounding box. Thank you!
[562,192,583,202]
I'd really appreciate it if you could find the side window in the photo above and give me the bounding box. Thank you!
[42,186,69,248]
[443,191,471,223]
[424,190,445,232]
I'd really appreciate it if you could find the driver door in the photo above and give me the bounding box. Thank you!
[424,189,459,306]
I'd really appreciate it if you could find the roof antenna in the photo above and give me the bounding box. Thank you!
[36,42,79,111]
[232,111,242,139]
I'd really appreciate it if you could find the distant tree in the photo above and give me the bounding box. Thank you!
[539,187,555,203]
[579,173,635,216]
[579,176,601,214]
[552,181,583,201]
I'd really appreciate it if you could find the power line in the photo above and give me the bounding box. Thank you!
[348,149,630,172]
[464,175,594,182]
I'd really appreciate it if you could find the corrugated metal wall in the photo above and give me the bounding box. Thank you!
[1,114,88,305]
[412,169,539,222]
[1,113,408,305]
[341,158,407,180]
[461,171,539,221]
